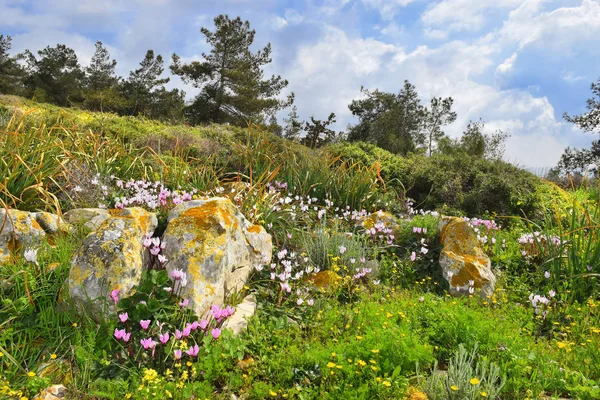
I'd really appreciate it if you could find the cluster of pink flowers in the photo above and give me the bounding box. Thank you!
[112,178,195,210]
[365,221,395,245]
[143,235,168,264]
[465,217,500,230]
[210,305,235,322]
[352,266,372,280]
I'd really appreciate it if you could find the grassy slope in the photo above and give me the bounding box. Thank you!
[0,96,599,400]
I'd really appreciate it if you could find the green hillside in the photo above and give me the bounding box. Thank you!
[1,97,599,400]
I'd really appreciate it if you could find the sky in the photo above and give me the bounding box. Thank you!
[1,0,600,168]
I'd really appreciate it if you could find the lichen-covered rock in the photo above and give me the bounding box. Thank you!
[67,207,157,319]
[63,208,111,231]
[162,198,272,318]
[0,209,46,264]
[439,217,496,298]
[361,210,400,231]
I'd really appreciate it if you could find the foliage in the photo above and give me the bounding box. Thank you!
[121,50,185,122]
[348,82,424,155]
[0,35,25,96]
[300,112,337,149]
[171,15,293,126]
[24,44,85,106]
[422,343,505,399]
[328,141,542,218]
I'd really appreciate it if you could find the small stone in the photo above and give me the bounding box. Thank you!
[63,208,111,231]
[33,384,67,400]
[223,295,257,335]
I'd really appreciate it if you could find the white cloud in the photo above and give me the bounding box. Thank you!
[361,0,416,19]
[422,0,523,33]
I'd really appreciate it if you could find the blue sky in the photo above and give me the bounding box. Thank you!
[1,0,600,167]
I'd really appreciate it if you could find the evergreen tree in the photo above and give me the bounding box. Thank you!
[563,78,600,132]
[121,50,184,121]
[556,78,600,173]
[0,35,25,95]
[348,81,425,155]
[301,113,336,149]
[24,44,84,106]
[283,105,302,141]
[171,15,293,126]
[419,96,457,155]
[83,41,123,112]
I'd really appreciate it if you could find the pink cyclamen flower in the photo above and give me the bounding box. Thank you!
[179,299,189,308]
[211,328,221,339]
[185,344,199,357]
[140,320,151,330]
[174,349,182,360]
[307,299,314,306]
[118,312,128,323]
[544,271,551,279]
[175,329,183,340]
[140,338,157,350]
[122,331,131,342]
[410,251,417,262]
[158,254,168,264]
[142,236,152,248]
[110,289,120,305]
[199,319,208,330]
[182,326,191,337]
[114,328,125,340]
[420,247,428,255]
[296,298,304,306]
[339,246,347,255]
[159,332,170,345]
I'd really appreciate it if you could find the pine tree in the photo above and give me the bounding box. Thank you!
[83,41,123,112]
[301,113,336,149]
[171,15,293,126]
[348,81,425,155]
[121,50,184,121]
[283,106,302,141]
[419,96,457,155]
[0,35,25,95]
[24,44,84,106]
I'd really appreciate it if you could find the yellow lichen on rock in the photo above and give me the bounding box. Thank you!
[163,198,272,319]
[439,216,496,297]
[66,208,157,320]
[0,209,46,264]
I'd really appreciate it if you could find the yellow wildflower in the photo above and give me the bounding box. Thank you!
[383,381,391,387]
[450,385,459,391]
[470,377,480,385]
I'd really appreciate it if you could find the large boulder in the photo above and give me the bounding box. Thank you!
[63,208,111,231]
[162,198,272,318]
[438,217,496,298]
[0,209,46,264]
[66,208,157,318]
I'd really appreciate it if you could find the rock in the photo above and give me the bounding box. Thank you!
[162,198,272,318]
[222,295,256,335]
[438,217,496,298]
[361,210,400,233]
[34,212,71,235]
[32,384,67,400]
[0,209,46,264]
[63,208,111,231]
[66,207,157,319]
[309,270,342,290]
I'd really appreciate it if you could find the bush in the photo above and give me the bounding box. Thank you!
[328,142,543,218]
